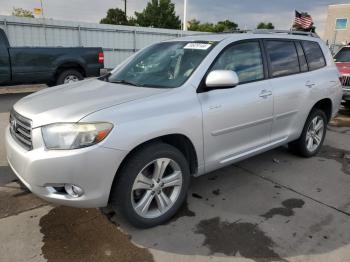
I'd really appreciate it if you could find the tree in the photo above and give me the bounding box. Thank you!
[134,0,181,29]
[100,8,130,25]
[12,7,34,18]
[257,22,275,29]
[188,19,239,32]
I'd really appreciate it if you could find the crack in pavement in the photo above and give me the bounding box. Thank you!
[234,165,350,218]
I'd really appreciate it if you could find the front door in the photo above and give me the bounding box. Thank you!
[198,40,273,172]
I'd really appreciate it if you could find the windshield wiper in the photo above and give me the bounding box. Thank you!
[110,79,144,87]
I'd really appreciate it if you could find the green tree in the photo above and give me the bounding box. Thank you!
[257,22,275,29]
[188,19,239,32]
[134,0,181,29]
[12,7,34,18]
[100,8,131,25]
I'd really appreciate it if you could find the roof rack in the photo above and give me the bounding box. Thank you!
[221,29,318,38]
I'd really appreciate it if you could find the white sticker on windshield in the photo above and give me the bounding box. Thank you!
[184,43,212,50]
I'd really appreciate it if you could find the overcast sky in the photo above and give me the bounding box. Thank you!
[1,0,349,36]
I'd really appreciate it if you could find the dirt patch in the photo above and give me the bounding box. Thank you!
[261,199,305,220]
[192,193,203,199]
[195,217,286,262]
[317,145,350,174]
[0,188,47,219]
[40,206,154,262]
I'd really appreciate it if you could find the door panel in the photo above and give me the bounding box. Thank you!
[199,81,273,171]
[199,41,274,171]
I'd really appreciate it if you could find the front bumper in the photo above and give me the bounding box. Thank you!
[5,126,128,208]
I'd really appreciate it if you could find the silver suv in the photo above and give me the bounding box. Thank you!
[6,32,343,228]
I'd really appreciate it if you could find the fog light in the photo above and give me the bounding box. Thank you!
[64,184,84,198]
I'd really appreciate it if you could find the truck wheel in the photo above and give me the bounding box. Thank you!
[56,69,83,86]
[110,143,190,228]
[288,109,327,158]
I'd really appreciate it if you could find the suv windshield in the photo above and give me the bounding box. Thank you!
[335,47,350,62]
[108,41,216,88]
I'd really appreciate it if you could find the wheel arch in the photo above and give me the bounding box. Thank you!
[108,133,199,202]
[55,61,86,79]
[311,98,333,123]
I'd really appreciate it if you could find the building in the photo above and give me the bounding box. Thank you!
[324,4,350,49]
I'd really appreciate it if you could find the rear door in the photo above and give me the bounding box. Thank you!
[0,29,11,84]
[264,39,311,143]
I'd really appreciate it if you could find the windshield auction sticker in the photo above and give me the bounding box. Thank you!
[184,43,212,50]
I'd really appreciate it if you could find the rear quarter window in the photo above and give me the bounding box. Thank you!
[301,41,326,71]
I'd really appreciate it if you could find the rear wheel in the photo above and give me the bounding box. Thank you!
[288,109,327,157]
[56,69,83,86]
[110,143,190,228]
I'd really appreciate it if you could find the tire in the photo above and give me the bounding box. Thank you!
[345,101,350,109]
[110,143,190,228]
[288,109,327,158]
[56,69,83,86]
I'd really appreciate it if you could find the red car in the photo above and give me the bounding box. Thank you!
[335,46,350,108]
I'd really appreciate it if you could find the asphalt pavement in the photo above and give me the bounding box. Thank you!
[1,92,350,262]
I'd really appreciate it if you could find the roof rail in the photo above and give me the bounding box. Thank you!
[251,29,319,38]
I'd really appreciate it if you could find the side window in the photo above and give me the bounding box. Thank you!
[211,41,264,83]
[295,42,308,72]
[265,40,300,77]
[301,41,326,71]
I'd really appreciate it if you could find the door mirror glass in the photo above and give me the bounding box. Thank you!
[205,70,239,88]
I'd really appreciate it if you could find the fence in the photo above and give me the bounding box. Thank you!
[0,15,200,68]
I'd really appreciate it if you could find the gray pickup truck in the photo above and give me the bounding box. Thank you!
[0,28,104,86]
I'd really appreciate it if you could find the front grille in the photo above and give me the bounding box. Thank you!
[341,75,350,87]
[9,110,33,150]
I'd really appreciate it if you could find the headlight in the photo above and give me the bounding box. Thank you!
[42,123,113,150]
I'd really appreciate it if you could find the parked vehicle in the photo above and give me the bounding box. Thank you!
[335,46,350,108]
[6,31,342,228]
[0,28,104,86]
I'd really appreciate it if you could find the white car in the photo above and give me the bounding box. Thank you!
[6,31,343,228]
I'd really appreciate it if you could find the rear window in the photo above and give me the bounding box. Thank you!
[334,47,350,63]
[265,40,300,77]
[302,41,326,70]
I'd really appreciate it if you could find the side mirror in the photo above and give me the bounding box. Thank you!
[205,70,239,89]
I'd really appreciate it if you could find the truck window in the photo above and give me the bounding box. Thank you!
[302,41,326,71]
[211,41,264,83]
[334,47,350,63]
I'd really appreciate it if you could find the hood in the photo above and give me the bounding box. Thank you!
[14,78,169,128]
[336,62,350,75]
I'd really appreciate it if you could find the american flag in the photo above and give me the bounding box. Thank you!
[294,10,313,29]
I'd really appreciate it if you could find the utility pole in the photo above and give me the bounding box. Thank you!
[183,0,187,31]
[123,0,127,17]
[40,0,45,18]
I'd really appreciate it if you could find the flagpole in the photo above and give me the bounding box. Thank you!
[183,0,188,31]
[40,0,44,18]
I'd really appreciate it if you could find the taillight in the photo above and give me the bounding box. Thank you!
[98,52,104,64]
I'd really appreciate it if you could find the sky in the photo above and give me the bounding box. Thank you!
[1,0,350,37]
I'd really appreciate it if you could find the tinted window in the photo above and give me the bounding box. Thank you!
[295,42,308,72]
[265,41,300,77]
[211,41,264,83]
[334,47,350,62]
[302,41,326,70]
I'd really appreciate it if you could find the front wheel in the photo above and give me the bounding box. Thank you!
[288,109,327,157]
[110,143,190,228]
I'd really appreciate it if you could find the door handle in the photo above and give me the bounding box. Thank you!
[306,81,316,88]
[259,90,272,98]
